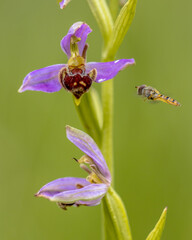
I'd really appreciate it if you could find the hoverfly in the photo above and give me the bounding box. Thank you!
[136,85,181,106]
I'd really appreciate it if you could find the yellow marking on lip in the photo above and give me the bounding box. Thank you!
[79,81,86,87]
[73,82,77,86]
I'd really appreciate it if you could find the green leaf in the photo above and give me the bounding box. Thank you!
[103,0,137,60]
[102,187,132,240]
[146,207,167,240]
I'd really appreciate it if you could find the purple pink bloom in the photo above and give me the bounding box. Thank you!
[35,126,111,209]
[19,22,135,100]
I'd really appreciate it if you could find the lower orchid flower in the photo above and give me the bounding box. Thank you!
[35,126,111,209]
[19,22,135,104]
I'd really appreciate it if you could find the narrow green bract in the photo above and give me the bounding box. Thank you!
[146,207,167,240]
[103,187,132,240]
[103,0,137,60]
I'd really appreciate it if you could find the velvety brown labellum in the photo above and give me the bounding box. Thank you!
[59,67,96,99]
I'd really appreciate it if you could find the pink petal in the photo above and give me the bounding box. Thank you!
[60,22,92,59]
[19,64,65,93]
[86,59,135,83]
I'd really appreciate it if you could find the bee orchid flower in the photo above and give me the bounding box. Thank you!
[35,126,111,209]
[19,22,135,102]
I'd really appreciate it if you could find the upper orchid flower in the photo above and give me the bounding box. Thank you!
[19,22,135,102]
[35,126,111,209]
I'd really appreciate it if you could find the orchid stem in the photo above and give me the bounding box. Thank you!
[76,1,135,239]
[101,38,115,182]
[101,79,114,180]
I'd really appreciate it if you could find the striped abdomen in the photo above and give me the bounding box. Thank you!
[157,94,181,106]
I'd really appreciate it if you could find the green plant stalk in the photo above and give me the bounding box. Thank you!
[101,78,114,177]
[101,41,115,181]
[101,3,136,236]
[101,0,137,177]
[103,187,132,240]
[77,0,136,239]
[101,48,133,240]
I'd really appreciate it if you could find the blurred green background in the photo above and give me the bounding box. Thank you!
[1,0,191,239]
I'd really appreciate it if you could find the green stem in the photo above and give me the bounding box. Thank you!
[76,1,137,239]
[101,42,115,183]
[101,79,114,179]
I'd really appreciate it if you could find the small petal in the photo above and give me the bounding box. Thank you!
[51,183,108,205]
[36,177,90,199]
[86,59,135,83]
[61,22,92,59]
[19,64,65,93]
[66,126,111,183]
[59,0,71,9]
